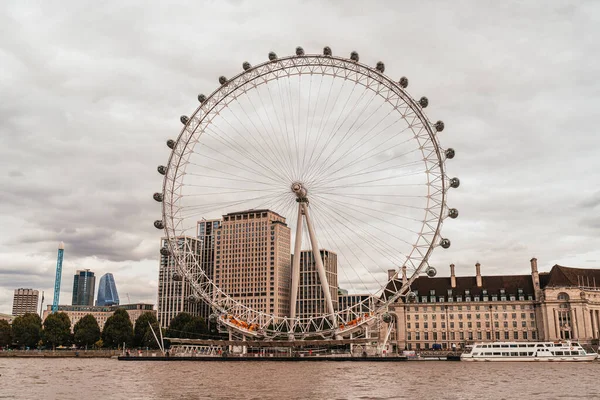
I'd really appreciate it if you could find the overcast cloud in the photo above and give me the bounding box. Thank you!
[1,0,599,314]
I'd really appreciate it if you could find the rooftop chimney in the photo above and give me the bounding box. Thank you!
[530,258,538,273]
[450,264,456,288]
[475,262,482,288]
[530,257,541,301]
[388,269,396,280]
[401,266,407,284]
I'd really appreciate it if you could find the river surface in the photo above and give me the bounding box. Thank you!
[1,358,598,399]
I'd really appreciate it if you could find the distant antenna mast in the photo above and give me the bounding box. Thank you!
[127,293,131,303]
[52,242,65,313]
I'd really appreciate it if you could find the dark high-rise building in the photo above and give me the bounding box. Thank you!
[296,249,338,318]
[96,273,120,306]
[72,269,96,306]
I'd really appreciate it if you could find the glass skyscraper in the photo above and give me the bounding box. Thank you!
[72,269,96,306]
[96,273,120,306]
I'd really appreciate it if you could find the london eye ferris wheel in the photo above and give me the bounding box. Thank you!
[153,46,459,340]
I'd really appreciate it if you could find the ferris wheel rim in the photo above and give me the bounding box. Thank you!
[159,50,451,338]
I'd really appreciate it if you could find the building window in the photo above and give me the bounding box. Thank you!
[514,331,519,340]
[504,332,509,340]
[523,331,528,340]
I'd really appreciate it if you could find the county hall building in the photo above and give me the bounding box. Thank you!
[387,258,600,351]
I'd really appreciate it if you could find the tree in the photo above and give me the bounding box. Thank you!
[12,313,42,348]
[43,312,72,349]
[0,320,12,347]
[133,312,161,349]
[166,312,207,339]
[102,308,133,348]
[73,314,101,348]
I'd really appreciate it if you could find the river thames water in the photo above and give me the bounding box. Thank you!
[1,358,599,399]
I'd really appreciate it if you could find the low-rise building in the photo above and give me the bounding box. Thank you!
[0,313,15,324]
[385,259,600,351]
[42,303,156,331]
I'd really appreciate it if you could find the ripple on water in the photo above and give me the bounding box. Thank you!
[1,359,599,399]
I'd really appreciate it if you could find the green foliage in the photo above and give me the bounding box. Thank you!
[94,339,104,349]
[0,320,12,347]
[43,312,72,349]
[133,312,161,349]
[12,313,42,348]
[102,308,133,348]
[73,314,101,348]
[165,312,207,339]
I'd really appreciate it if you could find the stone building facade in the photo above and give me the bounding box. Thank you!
[43,303,156,332]
[386,259,600,351]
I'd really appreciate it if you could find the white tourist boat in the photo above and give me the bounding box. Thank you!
[460,341,598,362]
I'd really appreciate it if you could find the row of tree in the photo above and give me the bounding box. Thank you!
[0,311,211,350]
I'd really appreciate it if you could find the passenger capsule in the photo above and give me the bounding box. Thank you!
[172,272,183,282]
[160,247,170,256]
[350,51,359,61]
[399,76,408,88]
[407,291,417,301]
[166,139,175,149]
[242,61,251,71]
[382,313,392,323]
[376,61,385,73]
[448,208,459,219]
[449,177,460,188]
[197,94,207,103]
[153,192,163,202]
[219,76,227,85]
[445,148,456,159]
[435,120,445,132]
[323,46,332,56]
[268,51,277,61]
[157,165,167,175]
[419,97,429,108]
[154,220,164,229]
[296,47,305,56]
[180,115,189,125]
[426,266,437,277]
[440,238,451,249]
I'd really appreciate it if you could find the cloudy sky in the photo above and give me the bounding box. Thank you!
[1,0,599,314]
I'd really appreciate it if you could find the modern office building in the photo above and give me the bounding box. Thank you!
[96,273,120,306]
[214,209,291,317]
[197,219,221,319]
[43,303,155,331]
[383,259,600,351]
[72,270,96,306]
[296,249,338,318]
[157,236,203,329]
[12,288,39,316]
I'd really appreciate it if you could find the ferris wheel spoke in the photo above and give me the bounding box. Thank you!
[309,202,386,292]
[221,101,291,183]
[314,157,423,189]
[189,149,282,186]
[235,94,294,183]
[202,124,288,184]
[302,75,343,182]
[314,192,427,223]
[308,205,370,293]
[306,91,382,182]
[253,85,296,181]
[310,200,406,270]
[304,83,366,180]
[209,109,290,184]
[310,122,414,185]
[312,193,423,241]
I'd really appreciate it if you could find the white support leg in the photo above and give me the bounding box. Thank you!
[289,204,303,321]
[302,203,336,323]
